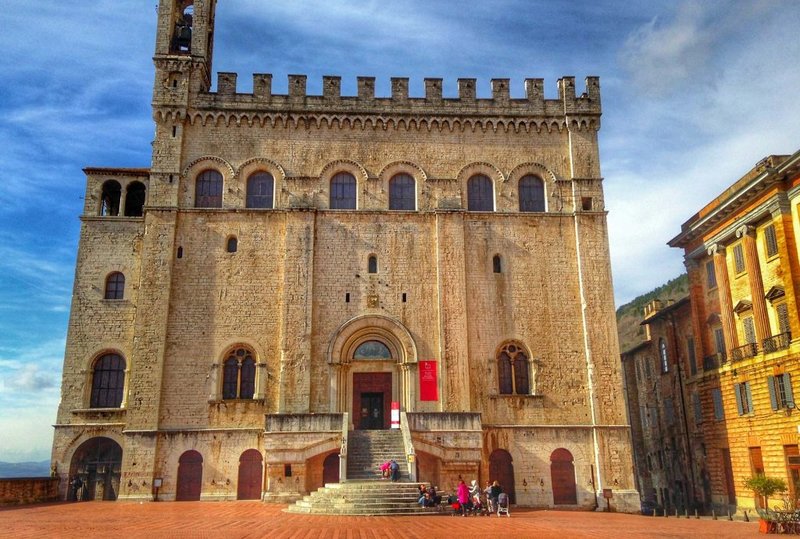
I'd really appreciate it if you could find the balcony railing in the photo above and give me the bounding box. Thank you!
[703,352,727,371]
[763,331,792,354]
[731,342,759,362]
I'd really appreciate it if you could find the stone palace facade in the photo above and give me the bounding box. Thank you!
[51,0,638,511]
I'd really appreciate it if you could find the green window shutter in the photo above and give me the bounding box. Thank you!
[784,374,795,407]
[713,388,724,420]
[768,376,778,410]
[745,382,753,414]
[734,383,743,415]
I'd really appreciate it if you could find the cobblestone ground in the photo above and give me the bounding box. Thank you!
[1,502,759,538]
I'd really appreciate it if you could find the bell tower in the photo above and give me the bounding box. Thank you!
[149,0,217,208]
[154,0,217,100]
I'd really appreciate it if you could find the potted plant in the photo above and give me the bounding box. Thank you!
[743,475,787,533]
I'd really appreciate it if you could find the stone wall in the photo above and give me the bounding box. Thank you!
[0,478,59,506]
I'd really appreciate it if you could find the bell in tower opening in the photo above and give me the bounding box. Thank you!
[171,2,193,53]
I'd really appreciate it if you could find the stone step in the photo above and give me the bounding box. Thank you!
[285,481,430,516]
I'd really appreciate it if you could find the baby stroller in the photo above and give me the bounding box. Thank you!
[497,492,510,517]
[472,493,491,516]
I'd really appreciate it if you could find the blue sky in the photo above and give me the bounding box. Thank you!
[1,1,798,463]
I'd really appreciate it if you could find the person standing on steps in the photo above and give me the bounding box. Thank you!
[389,459,400,482]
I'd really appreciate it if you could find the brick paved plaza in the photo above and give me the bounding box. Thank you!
[1,502,758,538]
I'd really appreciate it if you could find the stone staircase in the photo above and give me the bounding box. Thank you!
[346,429,409,481]
[285,481,431,515]
[285,429,426,515]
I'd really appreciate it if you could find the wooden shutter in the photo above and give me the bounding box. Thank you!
[768,376,778,410]
[785,374,795,407]
[734,383,743,416]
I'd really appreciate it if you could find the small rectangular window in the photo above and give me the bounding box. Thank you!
[749,447,765,475]
[692,391,703,424]
[284,464,292,477]
[714,327,725,355]
[764,224,779,258]
[706,260,717,289]
[664,398,675,425]
[402,293,407,303]
[712,388,724,420]
[733,243,745,274]
[768,373,794,410]
[735,382,753,415]
[345,293,350,303]
[581,197,593,211]
[777,303,791,335]
[743,317,756,344]
[687,337,697,376]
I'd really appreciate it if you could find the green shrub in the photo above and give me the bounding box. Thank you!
[744,475,787,508]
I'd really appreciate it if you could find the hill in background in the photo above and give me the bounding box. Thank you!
[0,460,51,479]
[616,274,689,353]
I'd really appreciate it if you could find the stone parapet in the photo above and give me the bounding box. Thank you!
[0,478,60,506]
[153,75,601,128]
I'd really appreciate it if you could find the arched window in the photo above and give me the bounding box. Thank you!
[195,169,223,208]
[330,172,356,209]
[171,3,194,54]
[368,255,378,274]
[90,353,126,408]
[389,173,415,210]
[467,175,494,211]
[246,172,274,209]
[104,272,125,300]
[222,348,257,399]
[227,236,238,253]
[100,180,121,216]
[124,181,146,216]
[354,340,392,360]
[659,338,669,373]
[519,175,545,212]
[493,255,502,274]
[497,342,530,395]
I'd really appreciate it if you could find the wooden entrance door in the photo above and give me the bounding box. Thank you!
[237,449,262,500]
[550,448,578,505]
[352,372,391,430]
[360,392,384,429]
[721,448,736,505]
[323,452,340,484]
[176,450,203,501]
[489,449,516,504]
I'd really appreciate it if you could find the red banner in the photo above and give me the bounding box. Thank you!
[419,360,439,401]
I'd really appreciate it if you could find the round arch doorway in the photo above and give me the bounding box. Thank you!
[69,437,122,501]
[327,315,419,429]
[353,340,393,430]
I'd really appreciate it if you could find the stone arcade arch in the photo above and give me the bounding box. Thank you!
[327,315,418,429]
[237,449,263,500]
[69,437,122,501]
[176,450,203,501]
[489,448,516,504]
[322,452,340,484]
[550,448,578,505]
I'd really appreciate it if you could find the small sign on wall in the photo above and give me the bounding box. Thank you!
[419,360,439,401]
[391,401,400,428]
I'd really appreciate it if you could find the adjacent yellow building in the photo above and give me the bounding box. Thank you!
[670,149,800,513]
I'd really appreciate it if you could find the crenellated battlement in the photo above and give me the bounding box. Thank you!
[197,73,601,118]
